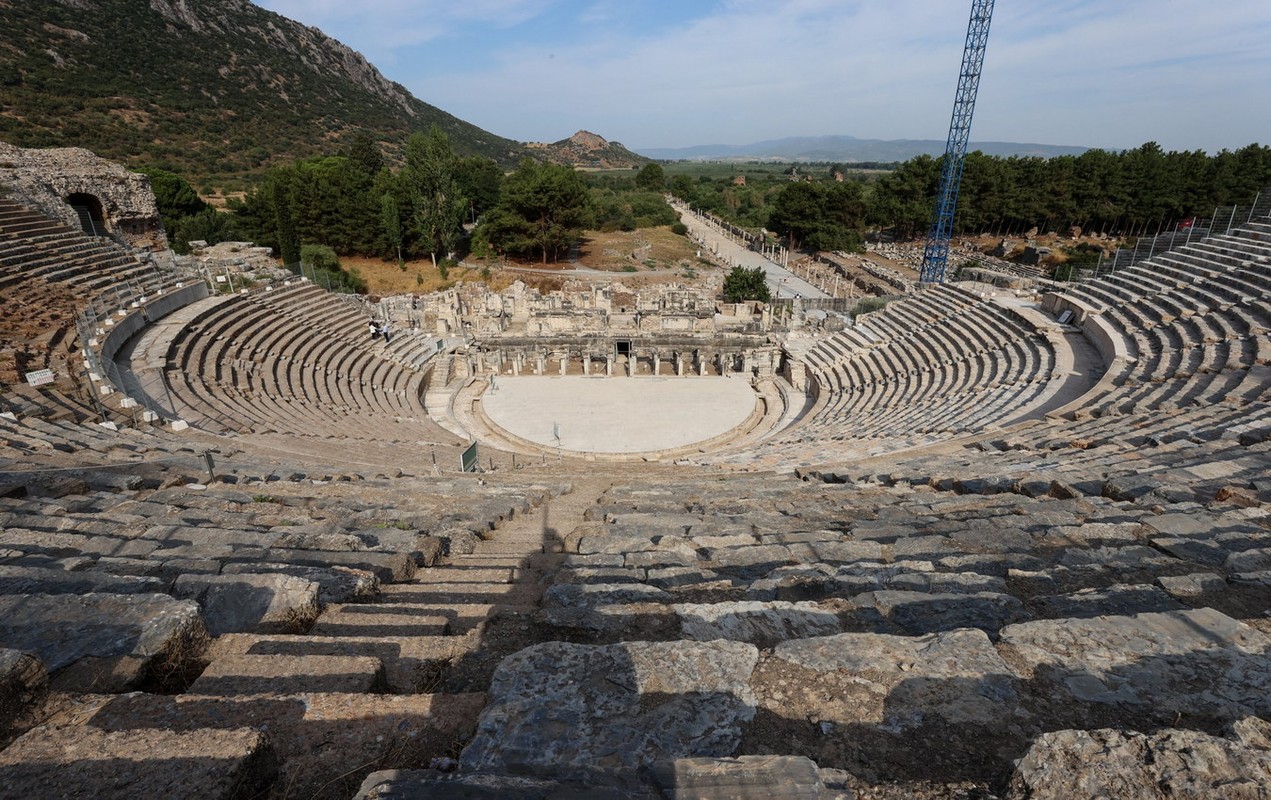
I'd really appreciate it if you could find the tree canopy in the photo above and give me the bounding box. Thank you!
[480,160,592,264]
[722,266,771,303]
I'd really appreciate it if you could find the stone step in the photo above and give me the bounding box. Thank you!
[0,564,166,596]
[419,565,517,583]
[0,723,275,800]
[310,606,451,637]
[0,592,205,692]
[334,602,535,634]
[189,653,386,695]
[207,632,471,694]
[172,573,320,636]
[249,548,416,583]
[470,541,545,556]
[998,607,1271,728]
[82,691,487,800]
[354,771,659,799]
[220,561,379,604]
[450,554,534,568]
[378,582,542,606]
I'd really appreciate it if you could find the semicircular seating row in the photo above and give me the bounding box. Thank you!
[805,215,1271,490]
[164,282,460,445]
[0,197,179,419]
[1047,219,1270,420]
[776,284,1060,457]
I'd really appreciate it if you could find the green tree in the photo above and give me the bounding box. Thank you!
[635,162,666,191]
[404,126,467,266]
[454,156,504,219]
[300,243,340,271]
[484,160,592,264]
[669,174,696,204]
[722,266,771,303]
[381,192,403,266]
[169,208,239,252]
[341,130,384,177]
[767,181,865,252]
[265,170,301,266]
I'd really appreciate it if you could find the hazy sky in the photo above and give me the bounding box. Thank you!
[255,0,1271,153]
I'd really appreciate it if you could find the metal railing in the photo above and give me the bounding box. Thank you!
[1082,190,1269,281]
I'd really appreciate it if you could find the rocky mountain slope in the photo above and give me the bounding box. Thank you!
[525,130,651,169]
[0,0,528,183]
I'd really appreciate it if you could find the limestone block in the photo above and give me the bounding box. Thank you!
[706,544,793,572]
[1226,548,1271,573]
[751,629,1023,780]
[460,640,759,784]
[1027,584,1183,619]
[576,533,658,555]
[650,755,850,800]
[999,608,1271,725]
[675,601,843,647]
[221,562,378,604]
[543,582,672,609]
[0,724,275,800]
[0,648,46,738]
[0,593,204,689]
[854,590,1026,635]
[1156,572,1227,598]
[90,691,486,800]
[1007,719,1271,800]
[535,603,680,642]
[173,573,319,635]
[355,771,657,799]
[0,565,164,596]
[189,653,384,695]
[804,539,886,563]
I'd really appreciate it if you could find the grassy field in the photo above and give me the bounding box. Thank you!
[345,225,715,296]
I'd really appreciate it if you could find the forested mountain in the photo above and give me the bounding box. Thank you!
[0,0,528,187]
[642,134,1088,163]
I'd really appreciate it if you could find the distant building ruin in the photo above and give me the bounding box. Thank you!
[0,141,169,253]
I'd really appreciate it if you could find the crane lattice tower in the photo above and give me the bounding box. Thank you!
[919,0,995,284]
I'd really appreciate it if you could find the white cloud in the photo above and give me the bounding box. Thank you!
[258,0,1271,152]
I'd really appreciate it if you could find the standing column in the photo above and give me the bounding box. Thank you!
[512,355,521,376]
[583,355,591,376]
[536,354,545,375]
[606,355,613,376]
[676,354,684,376]
[653,354,661,376]
[559,354,567,375]
[698,352,707,376]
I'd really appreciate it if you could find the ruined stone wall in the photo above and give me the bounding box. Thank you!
[0,141,169,253]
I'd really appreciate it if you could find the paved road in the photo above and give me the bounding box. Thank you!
[673,202,829,300]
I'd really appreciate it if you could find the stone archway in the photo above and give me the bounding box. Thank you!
[65,192,108,236]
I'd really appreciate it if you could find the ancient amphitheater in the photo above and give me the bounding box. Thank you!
[1,145,1269,799]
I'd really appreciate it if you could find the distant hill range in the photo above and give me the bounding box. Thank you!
[525,131,652,170]
[0,0,527,183]
[639,135,1090,163]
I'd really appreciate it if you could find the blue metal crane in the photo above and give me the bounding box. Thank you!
[920,0,995,284]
